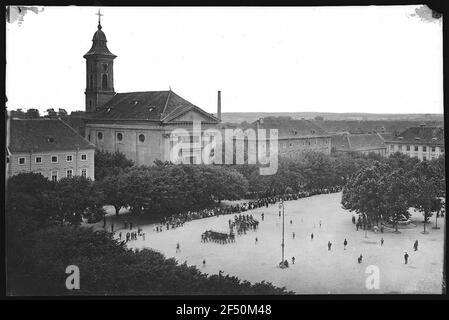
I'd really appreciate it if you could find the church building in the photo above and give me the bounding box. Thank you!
[83,13,221,166]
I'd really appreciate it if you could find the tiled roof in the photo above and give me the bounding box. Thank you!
[332,133,386,151]
[386,126,444,145]
[8,119,96,153]
[331,134,350,150]
[378,132,395,141]
[87,90,219,123]
[245,117,331,138]
[348,133,386,150]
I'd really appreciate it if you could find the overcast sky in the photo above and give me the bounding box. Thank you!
[6,6,443,115]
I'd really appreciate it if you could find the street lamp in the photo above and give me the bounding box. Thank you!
[279,199,288,269]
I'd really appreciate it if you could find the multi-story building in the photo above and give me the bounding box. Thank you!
[331,133,387,156]
[83,14,220,166]
[7,118,95,180]
[385,125,444,161]
[233,117,332,159]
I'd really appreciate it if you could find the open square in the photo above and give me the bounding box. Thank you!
[124,192,445,294]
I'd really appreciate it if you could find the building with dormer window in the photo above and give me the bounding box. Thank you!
[7,118,96,180]
[83,13,220,165]
[385,124,444,161]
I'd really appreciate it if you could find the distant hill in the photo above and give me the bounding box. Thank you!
[220,112,444,124]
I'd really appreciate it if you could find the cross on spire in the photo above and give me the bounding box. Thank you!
[96,9,103,28]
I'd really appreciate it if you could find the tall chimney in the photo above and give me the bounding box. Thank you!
[217,90,221,121]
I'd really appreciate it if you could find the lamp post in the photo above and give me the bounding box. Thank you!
[279,199,287,268]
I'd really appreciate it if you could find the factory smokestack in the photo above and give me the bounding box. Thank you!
[217,90,221,121]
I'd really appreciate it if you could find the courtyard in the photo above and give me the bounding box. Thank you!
[121,192,445,294]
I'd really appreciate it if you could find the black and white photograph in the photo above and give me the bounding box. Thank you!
[4,5,446,297]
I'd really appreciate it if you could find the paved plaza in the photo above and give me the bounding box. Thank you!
[122,192,445,294]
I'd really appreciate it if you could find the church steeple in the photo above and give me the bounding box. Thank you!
[84,10,117,113]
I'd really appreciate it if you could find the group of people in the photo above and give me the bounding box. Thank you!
[149,186,344,235]
[118,226,145,243]
[201,230,235,244]
[229,214,259,235]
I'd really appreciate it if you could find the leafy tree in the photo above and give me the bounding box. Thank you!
[7,224,292,295]
[380,168,413,232]
[341,162,391,227]
[296,151,336,190]
[24,108,40,118]
[97,171,129,216]
[6,172,56,227]
[9,108,26,118]
[429,155,446,198]
[55,176,98,225]
[45,108,58,118]
[205,165,248,202]
[94,150,134,181]
[387,152,419,171]
[409,160,444,233]
[58,108,68,118]
[6,173,56,270]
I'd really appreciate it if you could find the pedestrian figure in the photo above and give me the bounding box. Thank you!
[344,239,348,250]
[111,223,114,233]
[142,233,145,241]
[328,241,332,251]
[176,242,180,253]
[255,237,258,244]
[319,220,322,228]
[261,213,264,221]
[203,259,206,267]
[293,232,295,239]
[352,216,356,224]
[119,232,122,241]
[380,225,384,233]
[381,237,384,246]
[130,222,133,230]
[358,254,363,264]
[292,256,295,264]
[311,233,314,240]
[404,252,409,264]
[290,219,292,225]
[414,240,418,251]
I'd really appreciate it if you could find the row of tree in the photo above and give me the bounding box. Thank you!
[6,162,249,228]
[341,153,445,232]
[100,162,248,216]
[233,151,381,197]
[8,107,80,119]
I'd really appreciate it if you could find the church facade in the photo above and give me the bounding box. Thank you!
[83,16,220,166]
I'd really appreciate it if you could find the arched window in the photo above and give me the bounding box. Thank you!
[102,74,108,89]
[97,132,103,140]
[139,134,145,143]
[117,133,123,141]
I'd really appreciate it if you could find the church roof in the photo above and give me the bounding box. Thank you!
[83,24,116,58]
[87,90,220,123]
[8,119,96,153]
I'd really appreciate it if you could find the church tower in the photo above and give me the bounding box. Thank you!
[84,11,117,113]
